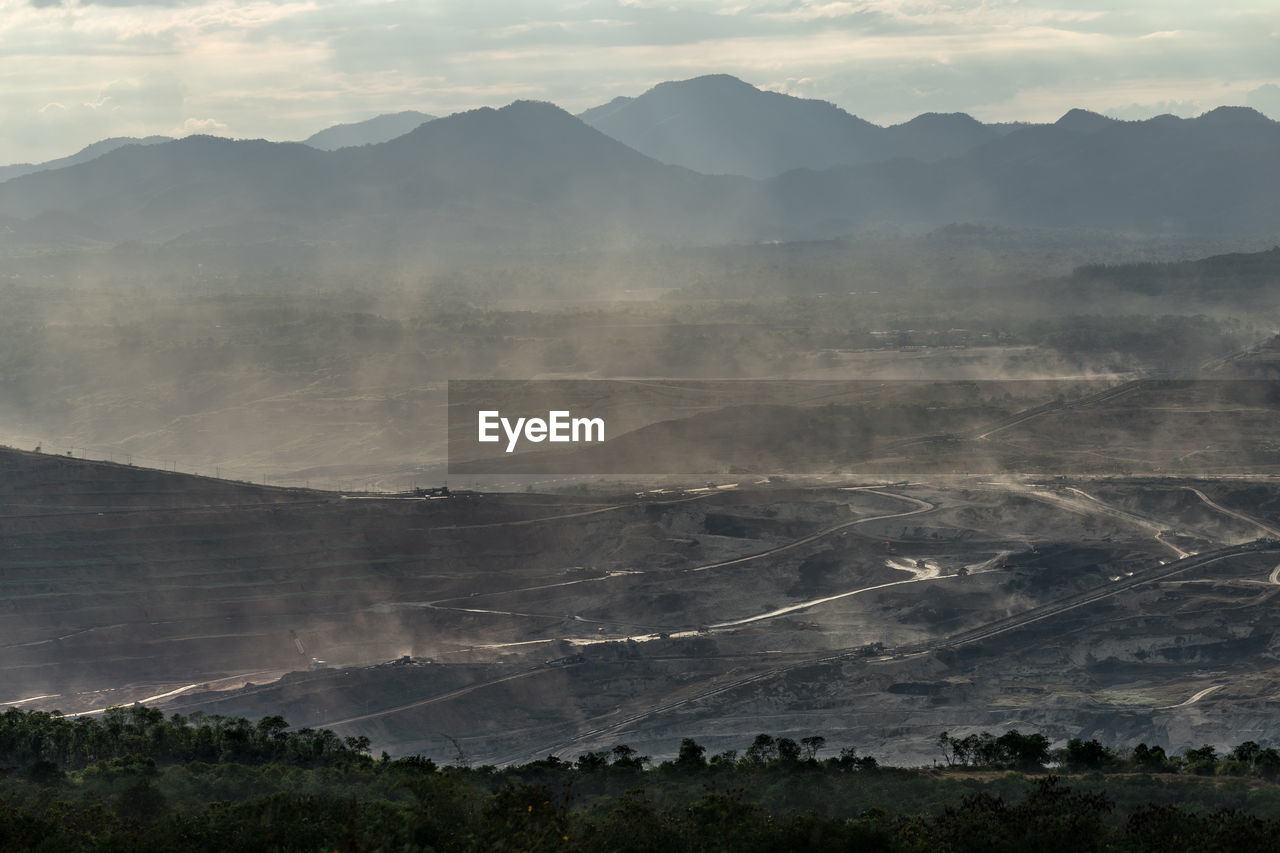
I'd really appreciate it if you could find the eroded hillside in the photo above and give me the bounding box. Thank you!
[5,440,1279,765]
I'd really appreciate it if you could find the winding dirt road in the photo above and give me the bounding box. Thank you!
[423,487,938,633]
[495,541,1275,764]
[689,488,935,573]
[708,555,1000,630]
[1159,684,1225,710]
[1007,483,1190,559]
[1186,487,1280,539]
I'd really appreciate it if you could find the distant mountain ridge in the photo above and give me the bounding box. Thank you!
[302,110,436,150]
[578,75,1015,178]
[579,74,885,178]
[0,92,1276,254]
[0,136,171,184]
[0,101,753,251]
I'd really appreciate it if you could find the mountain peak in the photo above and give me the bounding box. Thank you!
[498,99,575,118]
[577,75,882,177]
[882,112,999,162]
[1054,109,1115,133]
[650,73,756,94]
[1196,105,1274,127]
[895,111,982,126]
[368,97,670,185]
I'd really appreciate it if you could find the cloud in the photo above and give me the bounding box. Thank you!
[1244,83,1280,120]
[177,115,227,134]
[28,0,254,6]
[762,75,815,97]
[1104,99,1204,121]
[756,2,874,22]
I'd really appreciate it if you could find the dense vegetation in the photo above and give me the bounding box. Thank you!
[6,706,1280,851]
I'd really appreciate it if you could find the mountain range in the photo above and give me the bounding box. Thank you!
[0,135,171,184]
[0,76,1276,254]
[578,74,1016,178]
[0,112,437,189]
[0,101,750,251]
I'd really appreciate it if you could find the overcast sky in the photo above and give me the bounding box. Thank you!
[2,0,1277,164]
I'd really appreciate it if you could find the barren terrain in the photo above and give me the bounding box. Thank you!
[2,298,1278,766]
[5,346,1280,764]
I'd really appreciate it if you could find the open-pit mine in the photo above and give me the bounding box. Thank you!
[6,340,1280,765]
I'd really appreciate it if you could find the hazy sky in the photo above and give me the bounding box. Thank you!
[3,0,1277,164]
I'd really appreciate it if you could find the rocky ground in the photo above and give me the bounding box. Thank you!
[4,439,1279,765]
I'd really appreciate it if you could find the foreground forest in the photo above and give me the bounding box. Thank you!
[4,706,1280,851]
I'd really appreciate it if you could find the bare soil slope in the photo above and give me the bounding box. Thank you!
[6,441,1279,765]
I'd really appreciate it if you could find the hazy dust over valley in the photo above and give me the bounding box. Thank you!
[2,70,1280,784]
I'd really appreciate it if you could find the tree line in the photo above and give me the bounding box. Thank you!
[4,707,1280,851]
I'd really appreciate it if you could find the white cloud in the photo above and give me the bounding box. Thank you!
[177,115,228,134]
[1245,82,1280,119]
[1103,99,1202,120]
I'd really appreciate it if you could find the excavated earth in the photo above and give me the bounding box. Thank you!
[4,440,1280,766]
